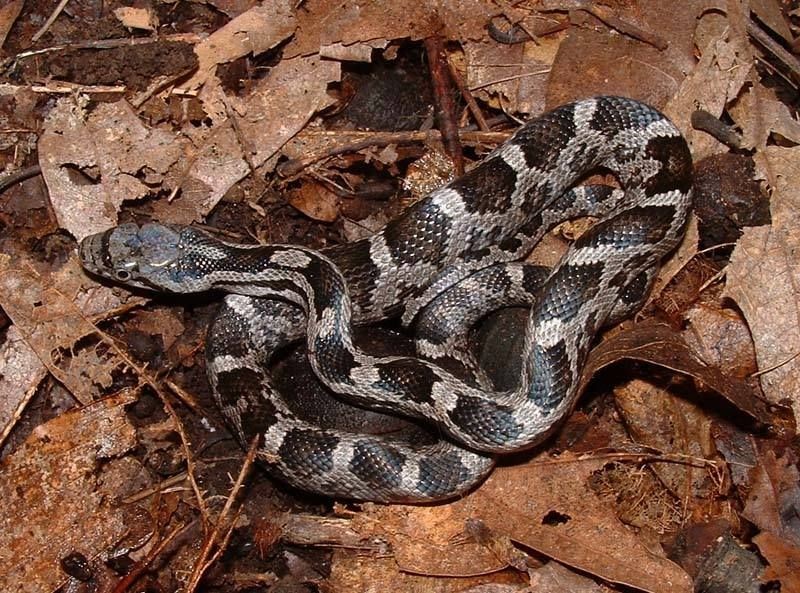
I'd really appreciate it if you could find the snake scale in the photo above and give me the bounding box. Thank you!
[80,96,693,503]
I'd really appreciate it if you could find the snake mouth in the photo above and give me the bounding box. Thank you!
[78,229,113,277]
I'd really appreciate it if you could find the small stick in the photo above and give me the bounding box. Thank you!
[747,18,800,84]
[277,130,511,178]
[691,110,743,149]
[424,37,465,175]
[184,437,260,592]
[0,164,41,195]
[31,0,71,42]
[540,0,668,51]
[446,57,491,132]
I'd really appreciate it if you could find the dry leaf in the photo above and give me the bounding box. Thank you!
[113,6,159,31]
[287,181,340,222]
[183,1,297,94]
[665,2,754,158]
[0,255,141,405]
[754,531,800,593]
[0,0,23,47]
[331,455,691,593]
[725,146,800,420]
[742,451,800,546]
[580,321,775,426]
[0,392,141,592]
[39,99,183,240]
[0,325,46,448]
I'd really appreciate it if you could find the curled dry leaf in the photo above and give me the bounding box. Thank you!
[183,0,297,93]
[287,181,341,222]
[579,321,777,427]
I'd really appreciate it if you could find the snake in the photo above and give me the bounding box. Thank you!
[79,96,693,503]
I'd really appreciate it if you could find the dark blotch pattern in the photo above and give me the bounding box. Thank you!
[522,264,550,293]
[216,367,280,440]
[383,200,451,266]
[374,358,439,404]
[588,96,660,136]
[527,340,570,412]
[448,395,523,446]
[417,452,471,497]
[330,239,380,314]
[450,156,518,214]
[302,257,349,318]
[278,429,340,474]
[644,135,693,196]
[618,270,652,305]
[575,205,676,250]
[350,439,406,488]
[314,332,359,384]
[513,104,577,171]
[536,262,604,322]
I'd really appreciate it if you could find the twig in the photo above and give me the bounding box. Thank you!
[691,110,743,149]
[184,437,260,592]
[469,69,550,91]
[276,130,511,178]
[31,82,126,94]
[540,0,668,50]
[747,18,800,85]
[152,383,211,530]
[751,350,800,378]
[446,57,491,132]
[425,37,465,175]
[491,0,540,44]
[31,0,71,42]
[71,316,212,530]
[111,521,195,593]
[0,164,41,196]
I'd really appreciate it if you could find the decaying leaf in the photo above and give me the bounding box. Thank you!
[0,392,142,592]
[331,455,692,593]
[725,146,800,421]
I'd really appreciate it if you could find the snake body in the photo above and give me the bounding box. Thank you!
[79,96,692,502]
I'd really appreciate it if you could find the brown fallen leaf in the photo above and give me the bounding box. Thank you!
[742,450,800,546]
[580,321,777,427]
[331,454,692,593]
[0,392,142,592]
[614,377,715,503]
[0,325,46,448]
[183,0,297,93]
[0,255,142,406]
[113,6,159,32]
[754,531,800,593]
[665,2,753,159]
[0,0,23,47]
[724,146,800,422]
[39,99,184,240]
[287,181,341,222]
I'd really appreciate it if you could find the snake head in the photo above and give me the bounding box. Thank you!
[79,223,215,293]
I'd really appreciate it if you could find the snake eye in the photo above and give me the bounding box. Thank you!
[115,269,131,281]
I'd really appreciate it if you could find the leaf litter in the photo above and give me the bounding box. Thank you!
[1,0,799,592]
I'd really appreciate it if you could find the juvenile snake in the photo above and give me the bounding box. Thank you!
[80,96,692,502]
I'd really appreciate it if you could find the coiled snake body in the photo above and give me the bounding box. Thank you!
[80,96,692,502]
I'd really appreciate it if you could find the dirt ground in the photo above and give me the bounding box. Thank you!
[0,1,799,592]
